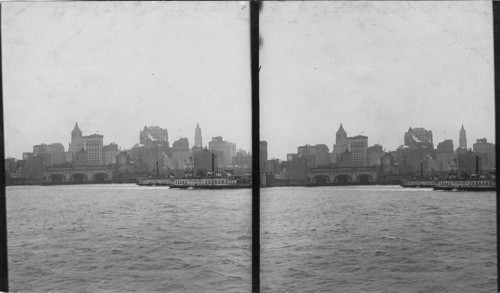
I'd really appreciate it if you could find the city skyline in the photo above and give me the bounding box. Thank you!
[261,1,495,160]
[6,121,248,160]
[3,2,251,159]
[2,2,496,161]
[266,123,493,160]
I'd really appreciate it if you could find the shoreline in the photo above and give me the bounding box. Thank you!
[6,181,403,187]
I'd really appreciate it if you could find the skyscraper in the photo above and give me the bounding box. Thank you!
[367,144,384,166]
[83,134,103,165]
[404,127,433,150]
[296,144,331,167]
[333,124,348,161]
[209,136,236,167]
[195,123,202,148]
[140,126,169,148]
[69,122,84,153]
[347,135,368,167]
[459,124,467,149]
[172,138,191,170]
[473,138,495,170]
[436,139,454,171]
[333,124,367,167]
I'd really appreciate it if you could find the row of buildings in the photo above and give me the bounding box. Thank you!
[260,124,495,185]
[5,123,251,183]
[5,122,495,185]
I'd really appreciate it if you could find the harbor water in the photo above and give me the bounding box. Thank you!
[6,184,496,292]
[261,186,496,292]
[6,185,251,292]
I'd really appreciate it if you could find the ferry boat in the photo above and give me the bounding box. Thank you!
[137,178,173,186]
[433,179,496,191]
[401,180,437,188]
[170,177,251,189]
[434,155,496,191]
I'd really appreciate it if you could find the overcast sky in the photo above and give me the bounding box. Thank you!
[261,1,495,160]
[3,2,251,158]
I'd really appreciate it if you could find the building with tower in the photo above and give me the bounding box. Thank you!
[195,123,203,148]
[333,124,348,163]
[68,122,103,165]
[332,124,367,167]
[69,123,84,154]
[459,125,467,149]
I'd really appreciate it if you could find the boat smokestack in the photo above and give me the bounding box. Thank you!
[212,154,215,173]
[476,155,479,175]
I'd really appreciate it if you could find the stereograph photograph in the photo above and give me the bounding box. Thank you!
[1,1,497,292]
[260,1,495,292]
[3,2,252,292]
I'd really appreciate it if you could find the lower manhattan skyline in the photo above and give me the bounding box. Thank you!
[260,1,494,160]
[2,2,251,159]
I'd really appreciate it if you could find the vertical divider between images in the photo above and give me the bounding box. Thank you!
[250,0,260,292]
[0,3,9,292]
[492,3,500,292]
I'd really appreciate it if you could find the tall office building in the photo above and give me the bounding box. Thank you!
[333,124,348,158]
[33,143,66,166]
[459,125,467,149]
[473,138,495,170]
[404,127,434,150]
[347,135,368,167]
[68,123,103,165]
[69,123,84,153]
[297,144,330,167]
[367,144,384,166]
[172,138,189,152]
[103,143,120,165]
[172,138,191,170]
[436,139,454,171]
[140,126,169,148]
[209,136,236,167]
[195,123,203,148]
[83,134,103,165]
[193,149,219,175]
[333,124,367,166]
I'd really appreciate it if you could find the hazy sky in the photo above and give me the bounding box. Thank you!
[3,2,251,158]
[261,1,495,160]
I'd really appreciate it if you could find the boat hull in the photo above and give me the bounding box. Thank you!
[401,181,437,188]
[137,179,173,186]
[434,186,496,191]
[170,184,251,189]
[433,180,496,191]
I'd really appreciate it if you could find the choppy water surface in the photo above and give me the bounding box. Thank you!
[7,184,251,292]
[262,186,496,292]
